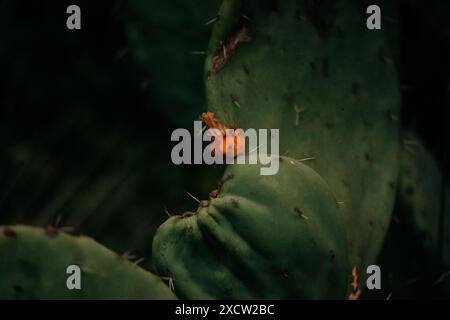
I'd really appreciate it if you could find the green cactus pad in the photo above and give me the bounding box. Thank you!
[398,134,443,255]
[204,0,401,279]
[153,154,349,299]
[0,225,176,299]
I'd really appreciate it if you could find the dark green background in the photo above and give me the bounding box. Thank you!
[0,0,224,260]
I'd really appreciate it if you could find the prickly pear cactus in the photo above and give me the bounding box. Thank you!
[398,134,443,255]
[369,133,450,298]
[153,154,348,299]
[0,225,176,299]
[152,0,401,299]
[0,0,404,300]
[204,0,400,283]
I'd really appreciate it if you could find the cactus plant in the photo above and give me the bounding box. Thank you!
[368,133,450,298]
[398,133,443,256]
[0,225,176,299]
[153,0,401,297]
[1,0,448,301]
[153,154,349,299]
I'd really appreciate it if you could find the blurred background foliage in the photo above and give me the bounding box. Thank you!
[0,0,449,298]
[0,0,223,262]
[371,0,450,299]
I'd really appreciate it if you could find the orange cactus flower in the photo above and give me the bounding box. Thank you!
[200,112,245,158]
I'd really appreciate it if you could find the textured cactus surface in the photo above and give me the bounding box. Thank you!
[205,0,400,279]
[152,0,401,298]
[2,0,446,301]
[0,225,176,299]
[153,154,348,299]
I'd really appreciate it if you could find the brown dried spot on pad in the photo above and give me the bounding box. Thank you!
[230,199,239,207]
[174,211,196,221]
[351,266,358,291]
[185,226,193,237]
[348,266,361,300]
[3,228,17,238]
[182,211,195,218]
[210,25,252,74]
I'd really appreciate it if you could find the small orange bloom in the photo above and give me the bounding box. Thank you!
[200,112,245,158]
